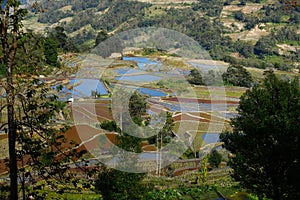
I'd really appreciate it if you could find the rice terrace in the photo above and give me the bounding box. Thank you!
[0,0,300,199]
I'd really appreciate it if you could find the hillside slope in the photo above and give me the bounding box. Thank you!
[24,0,300,71]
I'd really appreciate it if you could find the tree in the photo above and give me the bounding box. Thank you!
[208,150,222,168]
[48,26,78,52]
[187,69,205,85]
[49,26,67,49]
[94,131,148,200]
[222,64,253,87]
[95,166,148,200]
[234,40,254,58]
[220,72,300,200]
[129,91,146,119]
[44,38,58,67]
[1,2,86,199]
[0,1,27,199]
[254,35,276,57]
[129,91,146,117]
[94,30,109,47]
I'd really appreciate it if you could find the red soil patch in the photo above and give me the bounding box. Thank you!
[141,141,149,147]
[142,145,157,152]
[162,97,239,105]
[0,125,118,175]
[173,166,201,176]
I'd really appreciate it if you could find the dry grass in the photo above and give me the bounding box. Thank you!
[226,25,269,42]
[58,5,72,12]
[59,17,73,24]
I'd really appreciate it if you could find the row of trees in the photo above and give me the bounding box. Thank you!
[187,64,253,87]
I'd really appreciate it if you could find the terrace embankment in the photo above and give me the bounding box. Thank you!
[0,125,117,175]
[162,97,239,105]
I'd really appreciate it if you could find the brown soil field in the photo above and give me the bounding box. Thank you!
[71,102,113,123]
[0,134,7,140]
[162,97,239,105]
[142,145,157,152]
[0,125,117,175]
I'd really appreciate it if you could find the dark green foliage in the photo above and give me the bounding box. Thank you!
[234,40,254,58]
[147,185,218,200]
[95,167,147,200]
[233,10,244,21]
[0,185,9,200]
[221,72,300,200]
[244,16,259,30]
[44,38,58,67]
[128,91,147,126]
[188,69,205,85]
[238,0,246,6]
[290,12,300,24]
[274,26,300,44]
[233,11,258,30]
[95,122,148,199]
[129,91,147,118]
[208,150,222,168]
[224,0,234,5]
[95,30,108,47]
[0,63,5,76]
[14,32,46,75]
[254,35,276,57]
[48,26,78,52]
[97,120,121,133]
[222,64,253,87]
[259,3,298,24]
[72,28,96,46]
[191,0,223,17]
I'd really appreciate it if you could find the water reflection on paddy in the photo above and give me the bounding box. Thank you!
[202,133,220,143]
[115,74,162,82]
[122,57,161,70]
[61,79,108,98]
[138,88,166,97]
[114,68,144,75]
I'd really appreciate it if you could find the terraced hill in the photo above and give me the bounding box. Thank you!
[23,0,299,72]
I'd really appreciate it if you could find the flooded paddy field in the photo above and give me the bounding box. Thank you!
[50,55,242,161]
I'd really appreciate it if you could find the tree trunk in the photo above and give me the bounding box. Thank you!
[7,100,18,200]
[1,3,20,199]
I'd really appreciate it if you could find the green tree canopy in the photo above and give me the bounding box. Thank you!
[187,69,205,85]
[44,38,58,67]
[208,150,222,168]
[221,72,300,200]
[222,64,253,87]
[129,91,147,125]
[95,30,109,47]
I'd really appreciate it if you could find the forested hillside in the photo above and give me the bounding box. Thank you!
[23,0,300,72]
